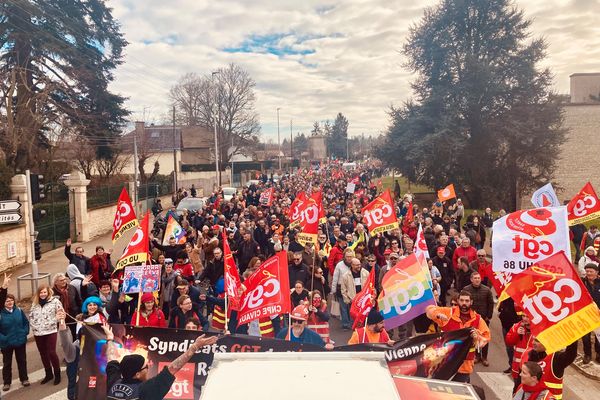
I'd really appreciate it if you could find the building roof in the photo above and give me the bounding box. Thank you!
[122,125,181,153]
[181,126,213,148]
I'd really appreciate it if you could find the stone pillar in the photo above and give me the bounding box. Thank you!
[9,174,32,263]
[63,171,91,242]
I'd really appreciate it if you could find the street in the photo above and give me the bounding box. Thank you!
[3,229,600,400]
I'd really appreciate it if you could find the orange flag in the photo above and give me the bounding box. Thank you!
[437,184,456,202]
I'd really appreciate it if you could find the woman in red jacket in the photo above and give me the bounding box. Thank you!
[88,246,113,286]
[130,293,166,328]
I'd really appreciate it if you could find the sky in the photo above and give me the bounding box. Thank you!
[107,0,600,141]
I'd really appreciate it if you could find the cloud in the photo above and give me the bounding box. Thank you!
[106,0,600,140]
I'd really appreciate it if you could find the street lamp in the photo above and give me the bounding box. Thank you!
[277,107,281,170]
[212,71,220,187]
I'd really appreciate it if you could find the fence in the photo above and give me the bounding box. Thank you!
[87,184,124,209]
[35,182,73,252]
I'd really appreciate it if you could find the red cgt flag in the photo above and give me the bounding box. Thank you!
[350,266,376,329]
[297,192,322,246]
[567,182,600,226]
[505,251,600,354]
[223,230,242,310]
[259,187,274,207]
[112,187,139,243]
[362,189,399,236]
[238,251,290,325]
[288,192,307,228]
[115,211,150,271]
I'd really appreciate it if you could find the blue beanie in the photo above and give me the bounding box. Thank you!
[215,277,225,295]
[82,296,103,313]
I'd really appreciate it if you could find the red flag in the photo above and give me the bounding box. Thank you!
[259,187,274,207]
[350,267,376,329]
[567,182,600,226]
[403,202,414,226]
[351,176,360,185]
[238,252,290,325]
[505,251,600,354]
[297,191,321,246]
[115,211,150,270]
[361,189,399,236]
[112,187,139,243]
[377,179,382,187]
[223,230,241,310]
[288,192,307,228]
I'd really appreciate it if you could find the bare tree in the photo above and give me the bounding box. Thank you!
[169,63,261,175]
[96,147,130,181]
[170,73,206,126]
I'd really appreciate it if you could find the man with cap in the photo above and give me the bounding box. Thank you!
[582,263,600,364]
[103,323,217,400]
[276,305,334,349]
[432,246,452,305]
[347,308,395,345]
[331,248,355,330]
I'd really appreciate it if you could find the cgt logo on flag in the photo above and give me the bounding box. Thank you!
[362,190,399,236]
[505,251,600,354]
[567,182,600,226]
[492,207,571,273]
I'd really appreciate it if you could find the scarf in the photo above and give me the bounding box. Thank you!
[54,285,71,313]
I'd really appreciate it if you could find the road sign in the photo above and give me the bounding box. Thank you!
[0,213,22,224]
[0,200,22,212]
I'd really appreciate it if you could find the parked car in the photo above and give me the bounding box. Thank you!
[175,197,206,216]
[221,187,238,201]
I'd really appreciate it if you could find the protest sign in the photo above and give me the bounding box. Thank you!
[122,264,161,294]
[79,326,473,399]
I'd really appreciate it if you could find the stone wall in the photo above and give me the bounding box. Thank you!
[554,104,600,200]
[0,225,28,272]
[520,104,600,209]
[87,193,174,240]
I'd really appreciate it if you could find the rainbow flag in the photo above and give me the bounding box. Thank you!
[377,253,436,330]
[162,215,186,245]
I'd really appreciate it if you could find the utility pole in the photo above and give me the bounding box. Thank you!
[290,119,293,173]
[133,133,139,213]
[277,107,281,171]
[231,136,234,186]
[172,105,178,193]
[212,72,220,188]
[346,134,349,160]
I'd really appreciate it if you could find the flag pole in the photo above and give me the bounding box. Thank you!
[362,312,369,343]
[135,282,142,326]
[224,292,229,333]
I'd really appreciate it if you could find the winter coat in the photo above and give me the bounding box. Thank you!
[89,253,113,286]
[463,284,494,320]
[29,297,64,336]
[0,306,30,348]
[66,264,98,298]
[131,307,167,328]
[53,284,82,317]
[341,268,369,304]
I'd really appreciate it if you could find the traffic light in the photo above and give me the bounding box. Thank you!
[34,239,42,260]
[30,174,45,204]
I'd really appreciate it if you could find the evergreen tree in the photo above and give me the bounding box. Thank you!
[378,0,564,210]
[327,113,349,159]
[0,0,129,171]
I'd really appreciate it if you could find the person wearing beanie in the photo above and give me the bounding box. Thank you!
[103,322,217,400]
[347,308,394,345]
[130,293,166,328]
[80,296,107,326]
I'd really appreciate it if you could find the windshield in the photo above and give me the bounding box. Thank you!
[176,198,204,210]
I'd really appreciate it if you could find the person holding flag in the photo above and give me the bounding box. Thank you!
[347,308,395,345]
[425,290,491,383]
[275,305,333,349]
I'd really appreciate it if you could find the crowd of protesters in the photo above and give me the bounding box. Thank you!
[1,160,599,400]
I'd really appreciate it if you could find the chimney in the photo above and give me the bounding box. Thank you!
[134,121,145,134]
[570,73,600,104]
